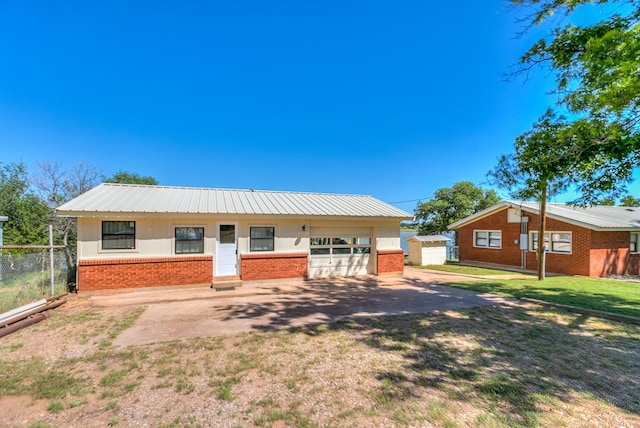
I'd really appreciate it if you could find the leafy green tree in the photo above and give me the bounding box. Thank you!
[489,111,572,279]
[0,162,51,245]
[103,170,158,185]
[620,195,640,207]
[508,0,640,205]
[414,181,499,239]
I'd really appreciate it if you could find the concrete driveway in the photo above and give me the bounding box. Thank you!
[89,267,514,347]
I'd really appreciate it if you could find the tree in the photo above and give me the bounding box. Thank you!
[508,0,640,205]
[0,162,51,245]
[414,182,500,240]
[103,170,158,185]
[489,111,572,279]
[620,195,640,206]
[32,161,102,269]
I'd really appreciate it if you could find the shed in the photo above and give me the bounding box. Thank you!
[406,235,451,266]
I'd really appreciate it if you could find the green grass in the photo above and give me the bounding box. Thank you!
[0,270,68,313]
[447,275,640,318]
[419,263,521,276]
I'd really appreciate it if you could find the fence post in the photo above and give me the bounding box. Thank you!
[0,215,9,281]
[49,225,54,296]
[0,216,7,281]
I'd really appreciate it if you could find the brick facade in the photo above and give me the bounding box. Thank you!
[376,249,405,275]
[240,252,308,281]
[78,249,408,290]
[590,231,640,277]
[78,255,213,291]
[458,208,639,278]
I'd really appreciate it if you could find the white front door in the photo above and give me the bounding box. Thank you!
[216,223,237,276]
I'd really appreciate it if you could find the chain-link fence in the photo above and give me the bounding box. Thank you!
[447,246,459,262]
[0,249,69,314]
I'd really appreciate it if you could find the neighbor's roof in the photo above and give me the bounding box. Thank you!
[448,201,640,231]
[406,235,451,242]
[56,183,413,219]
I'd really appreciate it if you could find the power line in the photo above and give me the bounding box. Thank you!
[386,178,501,205]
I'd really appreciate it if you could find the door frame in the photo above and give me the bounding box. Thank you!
[215,222,238,276]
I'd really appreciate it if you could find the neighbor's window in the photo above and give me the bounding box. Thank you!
[175,227,204,254]
[102,221,135,250]
[474,230,501,249]
[250,227,274,251]
[530,232,572,254]
[631,233,639,253]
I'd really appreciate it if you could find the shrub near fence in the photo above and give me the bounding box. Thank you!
[0,249,69,314]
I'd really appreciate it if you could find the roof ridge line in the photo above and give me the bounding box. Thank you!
[100,182,372,197]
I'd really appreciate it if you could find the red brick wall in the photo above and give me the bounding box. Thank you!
[377,249,404,275]
[589,231,640,277]
[458,208,593,276]
[457,209,524,268]
[240,252,308,281]
[627,253,640,275]
[78,256,213,291]
[523,212,591,277]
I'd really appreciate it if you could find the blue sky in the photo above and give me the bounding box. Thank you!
[1,1,634,213]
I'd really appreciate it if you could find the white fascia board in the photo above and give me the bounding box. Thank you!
[447,202,513,230]
[56,211,412,222]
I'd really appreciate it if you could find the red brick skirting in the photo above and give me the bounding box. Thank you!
[78,256,213,290]
[240,252,308,281]
[377,249,405,275]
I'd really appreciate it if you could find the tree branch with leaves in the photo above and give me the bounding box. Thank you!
[506,0,640,205]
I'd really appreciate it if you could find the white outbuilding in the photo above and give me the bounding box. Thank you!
[406,235,451,266]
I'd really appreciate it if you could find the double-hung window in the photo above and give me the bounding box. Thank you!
[474,230,501,249]
[175,227,204,254]
[250,227,274,251]
[631,233,639,253]
[530,232,572,254]
[102,221,136,250]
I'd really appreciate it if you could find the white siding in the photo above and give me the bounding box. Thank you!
[420,246,447,265]
[406,238,448,265]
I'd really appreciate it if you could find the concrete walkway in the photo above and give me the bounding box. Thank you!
[91,267,515,347]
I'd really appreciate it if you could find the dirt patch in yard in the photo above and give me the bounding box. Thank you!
[1,289,639,427]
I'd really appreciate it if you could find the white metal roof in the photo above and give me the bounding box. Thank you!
[56,183,413,219]
[406,235,451,242]
[448,201,640,231]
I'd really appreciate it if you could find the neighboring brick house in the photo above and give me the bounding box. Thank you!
[56,183,412,291]
[448,201,640,278]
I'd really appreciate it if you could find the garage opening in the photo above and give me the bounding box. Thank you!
[308,228,373,278]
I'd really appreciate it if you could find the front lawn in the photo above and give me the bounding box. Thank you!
[446,275,640,318]
[419,263,521,276]
[3,299,640,427]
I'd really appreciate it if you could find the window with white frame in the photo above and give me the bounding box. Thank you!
[175,227,204,254]
[530,231,572,254]
[631,233,639,253]
[474,230,501,249]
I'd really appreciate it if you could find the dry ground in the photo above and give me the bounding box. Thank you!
[1,292,640,428]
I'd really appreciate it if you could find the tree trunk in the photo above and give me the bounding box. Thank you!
[537,184,547,281]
